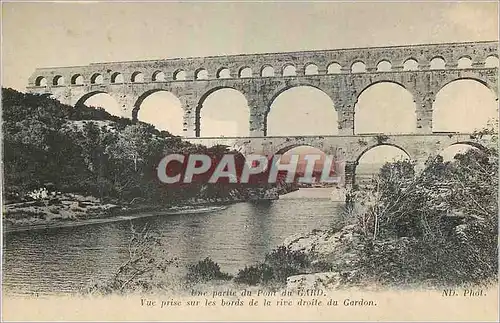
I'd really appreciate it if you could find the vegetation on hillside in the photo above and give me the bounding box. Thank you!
[2,88,289,207]
[349,140,498,287]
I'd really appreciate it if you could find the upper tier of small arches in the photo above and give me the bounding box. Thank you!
[31,43,499,87]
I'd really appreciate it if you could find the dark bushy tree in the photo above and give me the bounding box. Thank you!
[352,135,498,287]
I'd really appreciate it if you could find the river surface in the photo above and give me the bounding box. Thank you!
[3,188,343,296]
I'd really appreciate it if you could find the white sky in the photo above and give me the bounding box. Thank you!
[2,1,499,163]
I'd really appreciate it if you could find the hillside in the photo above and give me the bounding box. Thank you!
[1,88,290,212]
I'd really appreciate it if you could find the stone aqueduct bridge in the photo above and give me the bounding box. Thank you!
[27,41,498,186]
[184,133,494,186]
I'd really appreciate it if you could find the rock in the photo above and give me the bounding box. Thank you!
[286,272,342,291]
[102,204,119,210]
[282,224,365,290]
[285,224,362,259]
[283,231,328,253]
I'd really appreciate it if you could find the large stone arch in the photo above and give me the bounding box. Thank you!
[437,141,490,162]
[446,141,489,152]
[266,82,337,108]
[350,143,411,185]
[274,143,324,156]
[355,79,414,102]
[197,85,250,107]
[271,144,332,183]
[332,74,422,135]
[354,80,417,134]
[355,143,411,164]
[131,89,184,134]
[264,83,338,136]
[267,137,329,157]
[432,77,498,133]
[132,89,182,120]
[195,85,250,137]
[73,90,123,117]
[434,76,498,101]
[74,90,108,107]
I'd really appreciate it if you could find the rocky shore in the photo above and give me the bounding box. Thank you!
[3,193,119,231]
[2,192,239,233]
[283,224,365,291]
[3,185,292,233]
[176,224,368,296]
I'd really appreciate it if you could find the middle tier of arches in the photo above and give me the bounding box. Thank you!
[59,69,497,138]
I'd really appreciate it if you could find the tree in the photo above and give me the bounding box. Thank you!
[84,223,179,295]
[351,125,498,286]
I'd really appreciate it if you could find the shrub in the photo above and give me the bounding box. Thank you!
[264,246,311,283]
[357,222,498,287]
[186,257,232,283]
[83,222,179,295]
[351,144,498,287]
[233,246,313,286]
[234,264,274,285]
[309,260,334,273]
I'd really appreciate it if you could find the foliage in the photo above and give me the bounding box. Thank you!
[2,88,279,205]
[186,257,232,283]
[234,264,275,285]
[84,222,179,295]
[234,246,312,286]
[350,133,498,287]
[358,220,497,287]
[264,246,311,283]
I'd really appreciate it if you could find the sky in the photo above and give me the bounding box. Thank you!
[2,1,498,90]
[2,1,499,164]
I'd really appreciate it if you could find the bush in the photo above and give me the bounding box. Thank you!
[309,260,334,273]
[357,222,498,287]
[351,144,498,287]
[264,246,311,283]
[83,223,179,295]
[186,257,232,283]
[233,246,313,286]
[234,264,274,285]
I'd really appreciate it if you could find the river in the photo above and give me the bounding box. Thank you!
[3,188,344,296]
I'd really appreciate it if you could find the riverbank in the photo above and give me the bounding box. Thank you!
[2,192,241,233]
[282,223,365,291]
